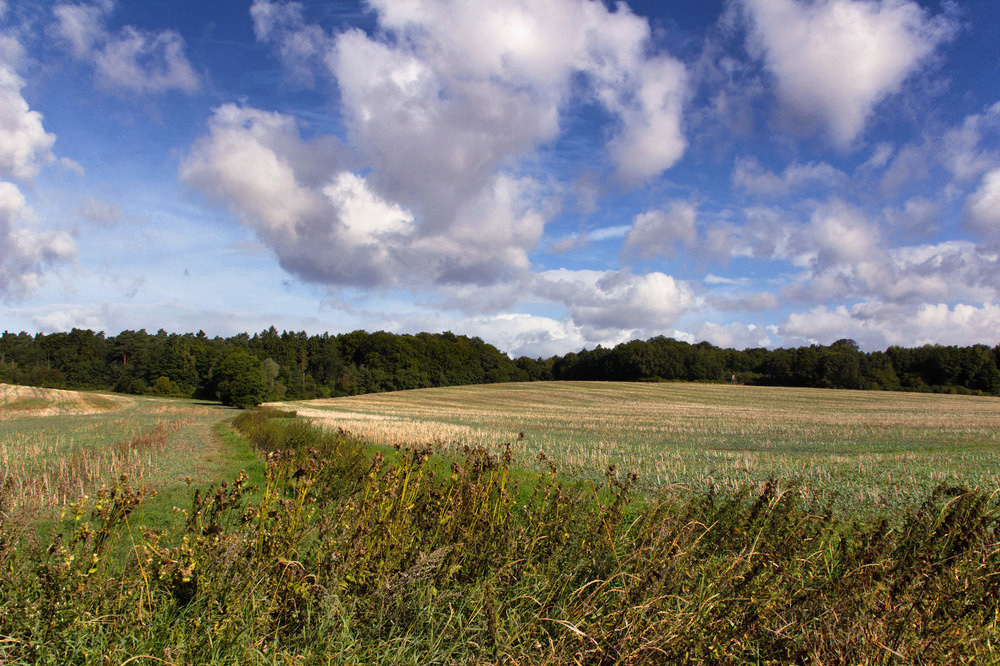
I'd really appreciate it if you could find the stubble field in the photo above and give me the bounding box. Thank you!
[278,380,1000,512]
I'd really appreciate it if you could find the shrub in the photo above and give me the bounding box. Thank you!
[215,350,267,408]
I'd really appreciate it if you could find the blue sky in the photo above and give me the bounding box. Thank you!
[2,0,999,357]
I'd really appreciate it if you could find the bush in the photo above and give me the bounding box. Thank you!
[214,350,267,408]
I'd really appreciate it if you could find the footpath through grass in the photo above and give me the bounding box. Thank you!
[0,384,259,534]
[1,407,998,664]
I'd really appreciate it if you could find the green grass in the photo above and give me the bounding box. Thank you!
[278,381,1000,514]
[0,385,250,529]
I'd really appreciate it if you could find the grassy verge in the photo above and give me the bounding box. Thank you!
[128,420,268,532]
[2,407,998,664]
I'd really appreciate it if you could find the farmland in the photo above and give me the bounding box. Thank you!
[279,381,1000,512]
[2,381,999,663]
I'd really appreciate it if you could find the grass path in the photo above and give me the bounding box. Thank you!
[0,384,252,525]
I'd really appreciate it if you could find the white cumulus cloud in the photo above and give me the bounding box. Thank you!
[964,168,1000,238]
[0,182,76,300]
[180,104,548,289]
[0,33,76,299]
[624,201,698,259]
[250,0,331,86]
[533,268,697,339]
[741,0,957,146]
[781,301,1000,350]
[732,155,846,196]
[188,0,693,303]
[324,0,688,200]
[688,321,773,349]
[0,66,56,181]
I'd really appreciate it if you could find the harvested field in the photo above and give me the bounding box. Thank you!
[0,383,128,418]
[277,381,1000,512]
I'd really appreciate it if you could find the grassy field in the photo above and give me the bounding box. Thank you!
[0,383,253,524]
[278,381,1000,512]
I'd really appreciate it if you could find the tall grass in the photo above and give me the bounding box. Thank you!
[1,422,179,512]
[1,407,997,664]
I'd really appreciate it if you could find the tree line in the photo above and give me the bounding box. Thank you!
[541,336,1000,395]
[2,328,999,405]
[0,328,523,405]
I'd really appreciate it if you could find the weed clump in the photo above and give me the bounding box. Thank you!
[1,408,998,663]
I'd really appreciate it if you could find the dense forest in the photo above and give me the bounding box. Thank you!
[2,327,999,402]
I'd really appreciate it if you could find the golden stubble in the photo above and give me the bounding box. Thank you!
[274,381,1000,509]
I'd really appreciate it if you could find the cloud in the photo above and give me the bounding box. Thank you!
[779,201,998,305]
[440,312,592,359]
[178,104,371,284]
[51,0,112,58]
[882,197,940,237]
[548,224,632,253]
[873,103,1000,194]
[698,205,799,263]
[879,142,931,194]
[180,104,547,288]
[76,196,123,227]
[0,66,57,181]
[0,36,76,299]
[194,0,692,297]
[781,301,1000,350]
[329,24,562,229]
[711,200,978,308]
[964,168,1000,238]
[688,10,766,146]
[533,268,697,338]
[688,321,773,349]
[52,1,199,94]
[31,306,106,332]
[624,201,698,259]
[325,0,688,200]
[0,181,76,300]
[399,267,703,355]
[701,194,999,312]
[941,102,1000,183]
[603,55,688,185]
[732,155,846,196]
[250,0,332,86]
[807,199,881,267]
[785,223,1000,308]
[741,0,957,146]
[20,300,332,339]
[708,291,780,312]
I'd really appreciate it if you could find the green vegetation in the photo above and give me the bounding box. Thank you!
[3,381,999,662]
[3,328,1000,404]
[215,349,268,408]
[2,407,998,664]
[0,327,521,401]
